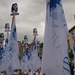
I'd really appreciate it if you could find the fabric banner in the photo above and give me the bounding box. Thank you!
[41,0,70,75]
[7,16,21,75]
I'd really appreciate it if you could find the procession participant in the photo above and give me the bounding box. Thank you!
[0,72,4,75]
[14,69,19,75]
[23,70,28,75]
[19,69,23,75]
[28,69,33,75]
[1,70,7,75]
[32,70,36,75]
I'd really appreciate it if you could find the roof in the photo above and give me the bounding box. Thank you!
[69,25,75,33]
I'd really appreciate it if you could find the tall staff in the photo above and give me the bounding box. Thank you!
[32,28,39,75]
[30,28,38,62]
[0,33,5,75]
[1,23,11,75]
[11,3,21,75]
[23,35,29,75]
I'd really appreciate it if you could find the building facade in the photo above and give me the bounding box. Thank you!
[67,26,75,51]
[18,25,75,59]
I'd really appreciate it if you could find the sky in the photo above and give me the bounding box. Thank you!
[0,0,75,43]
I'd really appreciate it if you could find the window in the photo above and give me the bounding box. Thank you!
[67,39,70,50]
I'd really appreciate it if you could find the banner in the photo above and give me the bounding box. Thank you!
[41,0,70,75]
[7,16,21,74]
[31,40,41,71]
